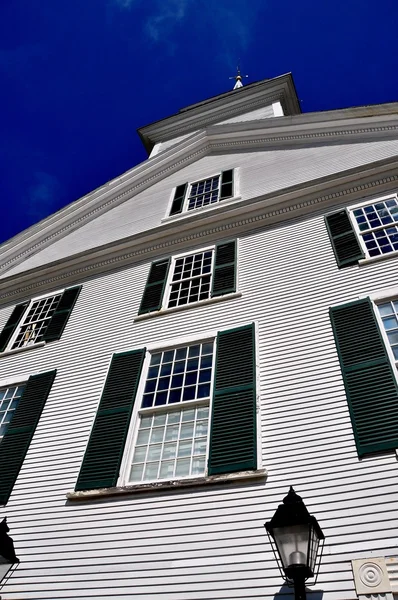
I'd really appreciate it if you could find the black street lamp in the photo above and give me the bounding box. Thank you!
[0,518,19,588]
[264,487,325,600]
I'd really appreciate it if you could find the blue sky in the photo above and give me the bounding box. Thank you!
[1,0,397,244]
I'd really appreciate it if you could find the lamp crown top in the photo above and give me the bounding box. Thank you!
[283,486,303,505]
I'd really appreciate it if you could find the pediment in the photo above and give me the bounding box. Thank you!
[1,104,398,288]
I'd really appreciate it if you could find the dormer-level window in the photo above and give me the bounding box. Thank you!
[325,193,398,268]
[350,196,398,258]
[168,170,234,216]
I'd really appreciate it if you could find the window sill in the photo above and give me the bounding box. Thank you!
[67,469,267,501]
[135,292,242,321]
[0,341,46,358]
[161,196,242,224]
[359,250,398,266]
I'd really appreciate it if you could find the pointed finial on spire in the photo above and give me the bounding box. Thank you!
[229,61,248,90]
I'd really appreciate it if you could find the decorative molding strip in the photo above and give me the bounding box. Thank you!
[1,172,398,302]
[157,94,283,140]
[215,125,398,146]
[2,114,398,277]
[0,143,209,273]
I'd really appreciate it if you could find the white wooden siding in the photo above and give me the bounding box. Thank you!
[218,104,275,124]
[4,138,398,278]
[155,131,199,154]
[1,194,398,599]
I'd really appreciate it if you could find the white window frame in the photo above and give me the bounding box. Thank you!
[373,295,398,377]
[185,173,222,212]
[6,289,64,351]
[166,169,238,218]
[348,193,398,260]
[119,333,217,486]
[162,245,215,310]
[0,382,26,441]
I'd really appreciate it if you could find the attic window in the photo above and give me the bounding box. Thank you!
[188,176,220,211]
[168,170,234,217]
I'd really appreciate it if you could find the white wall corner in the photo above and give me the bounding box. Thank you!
[149,142,161,158]
[352,558,392,597]
[272,101,284,117]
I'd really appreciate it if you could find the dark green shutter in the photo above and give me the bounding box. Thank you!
[169,183,188,216]
[0,370,56,505]
[220,170,234,200]
[43,286,81,342]
[75,349,146,491]
[330,298,398,456]
[325,210,364,267]
[138,259,170,314]
[0,303,29,352]
[211,240,236,297]
[208,323,256,475]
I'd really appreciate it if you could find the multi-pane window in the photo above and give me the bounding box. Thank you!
[129,341,214,483]
[187,176,220,211]
[10,294,62,350]
[167,250,213,308]
[351,197,398,257]
[0,385,24,439]
[378,300,398,362]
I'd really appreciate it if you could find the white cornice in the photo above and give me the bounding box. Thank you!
[138,74,301,151]
[1,108,398,281]
[1,157,398,305]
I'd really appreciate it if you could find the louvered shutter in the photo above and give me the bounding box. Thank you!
[219,170,234,200]
[0,370,56,505]
[212,240,236,297]
[208,323,256,475]
[75,349,146,491]
[43,286,81,342]
[0,303,29,352]
[330,298,398,456]
[138,259,170,314]
[325,210,364,267]
[169,183,188,216]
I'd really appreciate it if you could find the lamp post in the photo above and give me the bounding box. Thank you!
[264,487,325,600]
[0,518,19,587]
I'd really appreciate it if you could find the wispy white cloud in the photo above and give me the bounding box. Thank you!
[25,172,63,220]
[112,0,139,8]
[146,0,188,42]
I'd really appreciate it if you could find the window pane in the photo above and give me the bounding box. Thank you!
[168,251,214,308]
[0,385,24,440]
[144,463,159,480]
[130,464,144,482]
[129,404,210,483]
[175,458,190,477]
[140,342,214,408]
[11,294,62,350]
[353,199,398,258]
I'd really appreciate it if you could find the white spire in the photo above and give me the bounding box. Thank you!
[230,64,248,90]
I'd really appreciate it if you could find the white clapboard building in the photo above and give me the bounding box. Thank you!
[0,73,398,600]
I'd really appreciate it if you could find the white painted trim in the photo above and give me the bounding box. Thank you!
[134,292,242,322]
[161,195,242,224]
[0,341,46,358]
[2,159,398,304]
[0,371,38,388]
[272,101,284,117]
[3,109,397,280]
[161,244,215,310]
[68,468,267,500]
[359,251,398,266]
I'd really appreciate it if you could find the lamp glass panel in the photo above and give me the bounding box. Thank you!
[273,524,310,570]
[308,525,321,573]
